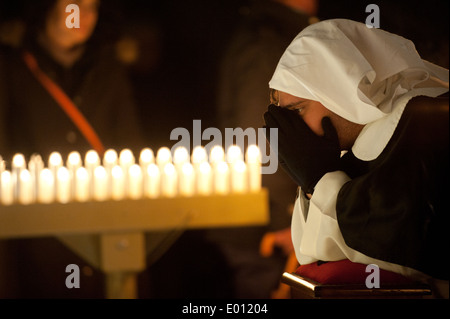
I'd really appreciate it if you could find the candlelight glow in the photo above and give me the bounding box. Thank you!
[104,149,118,166]
[210,145,225,164]
[67,151,82,167]
[227,145,243,164]
[13,153,26,168]
[85,150,100,166]
[49,152,63,167]
[0,145,263,205]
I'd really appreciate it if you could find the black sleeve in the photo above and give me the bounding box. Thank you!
[336,99,449,280]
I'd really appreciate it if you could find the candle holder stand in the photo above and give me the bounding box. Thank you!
[0,189,269,299]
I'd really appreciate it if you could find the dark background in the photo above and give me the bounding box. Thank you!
[0,0,448,299]
[1,0,448,149]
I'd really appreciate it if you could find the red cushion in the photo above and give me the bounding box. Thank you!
[295,259,413,285]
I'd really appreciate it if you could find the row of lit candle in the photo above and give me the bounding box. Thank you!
[0,145,262,206]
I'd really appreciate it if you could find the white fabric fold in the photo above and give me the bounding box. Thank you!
[269,19,448,160]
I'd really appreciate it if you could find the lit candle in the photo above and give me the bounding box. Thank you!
[49,152,63,171]
[128,164,143,199]
[85,150,100,198]
[28,154,44,201]
[85,150,100,168]
[93,166,108,201]
[0,159,5,203]
[38,168,54,204]
[139,148,154,196]
[19,169,33,205]
[103,149,118,197]
[119,148,135,192]
[103,149,118,167]
[209,145,225,167]
[231,160,247,193]
[145,163,160,198]
[75,167,90,202]
[56,166,71,204]
[197,161,212,195]
[103,149,118,178]
[48,152,63,200]
[192,145,207,171]
[119,149,135,166]
[1,171,14,205]
[161,163,177,197]
[179,162,195,197]
[173,146,189,173]
[12,153,26,201]
[214,161,230,195]
[111,165,125,200]
[245,145,262,192]
[156,147,172,171]
[139,148,154,169]
[67,151,82,200]
[227,145,243,165]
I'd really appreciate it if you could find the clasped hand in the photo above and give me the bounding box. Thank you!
[264,104,341,194]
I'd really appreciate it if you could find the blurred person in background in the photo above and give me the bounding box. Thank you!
[0,0,145,298]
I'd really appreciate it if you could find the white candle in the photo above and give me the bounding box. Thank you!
[161,163,177,197]
[49,152,63,171]
[128,164,143,199]
[103,149,118,167]
[156,147,172,171]
[103,149,118,197]
[245,145,262,192]
[197,161,212,195]
[38,168,54,204]
[214,161,230,195]
[85,150,100,168]
[111,165,125,200]
[19,169,33,205]
[139,148,154,168]
[85,150,100,198]
[119,149,135,166]
[192,145,208,171]
[173,146,189,173]
[67,151,82,200]
[227,145,243,165]
[75,167,90,202]
[56,166,71,204]
[93,166,108,201]
[119,149,135,192]
[1,171,14,205]
[49,152,63,200]
[0,158,5,203]
[179,162,195,197]
[28,154,44,201]
[231,160,247,193]
[12,153,26,201]
[139,148,153,195]
[145,163,160,198]
[209,145,225,167]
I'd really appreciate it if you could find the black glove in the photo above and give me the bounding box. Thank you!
[263,104,341,194]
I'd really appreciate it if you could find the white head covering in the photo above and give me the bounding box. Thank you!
[269,19,449,160]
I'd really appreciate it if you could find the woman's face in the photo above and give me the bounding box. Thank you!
[45,0,100,49]
[271,90,364,150]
